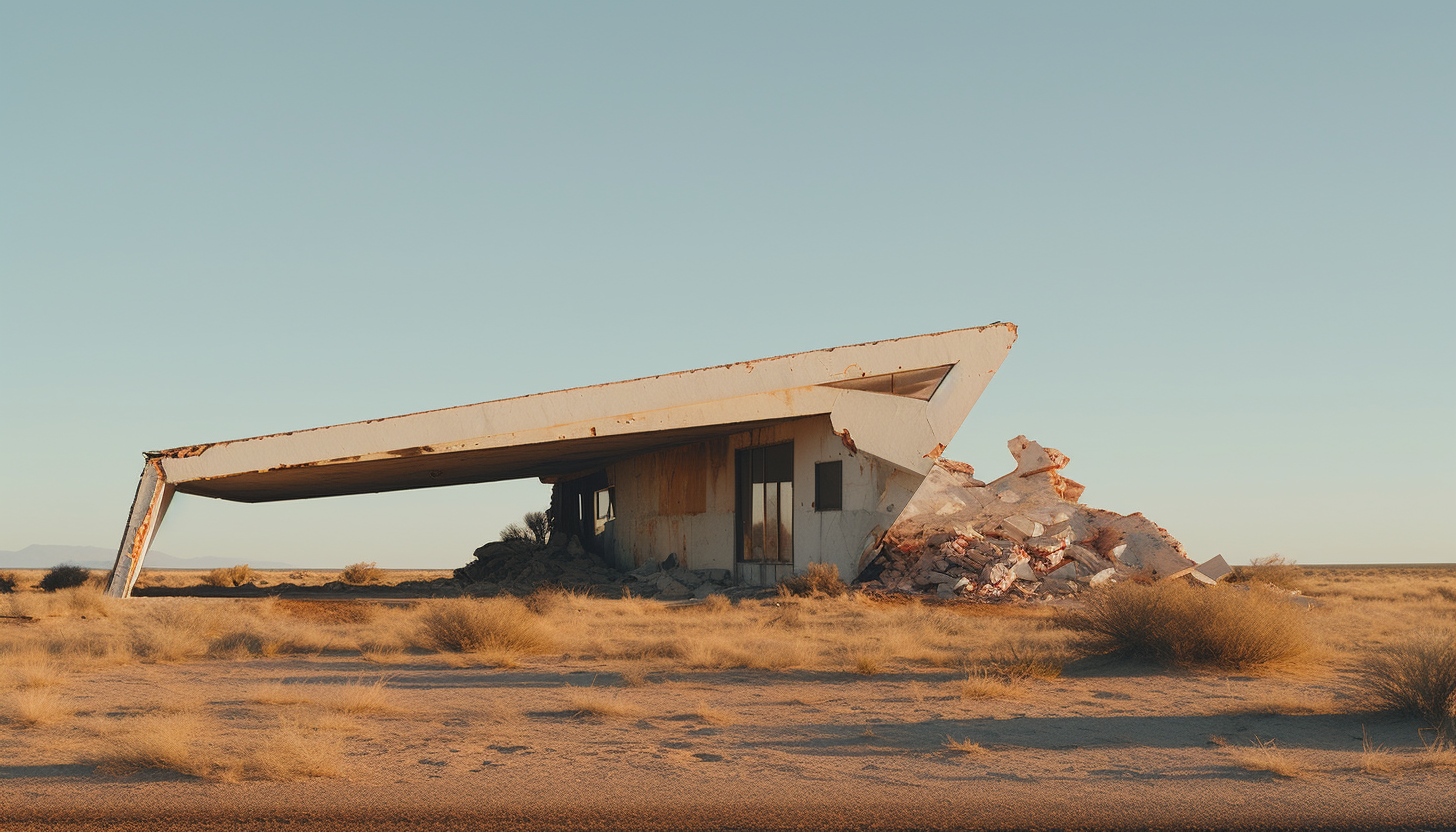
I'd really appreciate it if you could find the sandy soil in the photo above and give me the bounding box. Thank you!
[2,567,1454,830]
[0,568,456,593]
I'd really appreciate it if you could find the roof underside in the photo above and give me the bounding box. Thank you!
[153,324,1018,503]
[173,417,788,502]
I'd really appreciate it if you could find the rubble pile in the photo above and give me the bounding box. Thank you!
[860,436,1199,599]
[455,538,743,600]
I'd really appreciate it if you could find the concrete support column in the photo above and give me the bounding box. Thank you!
[105,458,174,598]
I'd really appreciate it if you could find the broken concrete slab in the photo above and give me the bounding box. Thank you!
[863,437,1196,600]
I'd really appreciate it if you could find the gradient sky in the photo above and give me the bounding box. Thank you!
[2,2,1451,569]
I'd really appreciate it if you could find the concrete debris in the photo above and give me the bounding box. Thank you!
[859,436,1201,600]
[454,537,749,600]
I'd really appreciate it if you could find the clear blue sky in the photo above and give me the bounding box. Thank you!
[2,2,1451,568]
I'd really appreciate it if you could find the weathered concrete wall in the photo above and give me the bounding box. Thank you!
[605,415,916,584]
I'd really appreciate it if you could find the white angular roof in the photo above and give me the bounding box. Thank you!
[151,323,1018,502]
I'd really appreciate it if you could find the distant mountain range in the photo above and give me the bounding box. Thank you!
[0,544,294,571]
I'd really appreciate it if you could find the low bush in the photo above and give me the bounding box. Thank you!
[340,562,384,585]
[779,562,848,598]
[500,510,551,546]
[1057,581,1318,671]
[0,572,16,593]
[414,597,555,654]
[1233,555,1309,593]
[203,564,257,587]
[39,565,91,593]
[1354,630,1456,730]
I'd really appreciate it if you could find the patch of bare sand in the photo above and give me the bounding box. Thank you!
[1,651,1453,829]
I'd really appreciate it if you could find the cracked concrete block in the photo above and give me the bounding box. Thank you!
[1000,515,1045,543]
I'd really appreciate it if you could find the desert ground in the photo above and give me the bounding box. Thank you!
[2,564,1454,830]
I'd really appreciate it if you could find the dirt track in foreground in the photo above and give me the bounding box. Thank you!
[5,566,1456,830]
[2,653,1454,831]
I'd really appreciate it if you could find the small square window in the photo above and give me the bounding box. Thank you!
[815,461,842,512]
[594,487,615,521]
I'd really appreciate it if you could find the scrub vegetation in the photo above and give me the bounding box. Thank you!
[1057,580,1320,671]
[203,564,258,587]
[2,565,1456,786]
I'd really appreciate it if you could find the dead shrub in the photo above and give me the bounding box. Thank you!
[778,562,848,598]
[1354,630,1456,731]
[340,562,385,585]
[39,566,91,592]
[1234,555,1309,593]
[500,510,551,546]
[203,564,257,587]
[414,597,555,654]
[1057,581,1317,671]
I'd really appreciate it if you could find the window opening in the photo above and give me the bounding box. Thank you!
[593,487,615,537]
[815,461,843,511]
[735,442,793,563]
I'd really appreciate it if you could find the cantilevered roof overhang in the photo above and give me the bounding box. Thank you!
[107,324,1017,596]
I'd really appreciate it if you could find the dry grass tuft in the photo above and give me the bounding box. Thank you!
[618,667,650,687]
[230,722,345,780]
[96,715,200,775]
[340,562,385,585]
[360,646,409,665]
[323,678,398,714]
[1223,693,1342,715]
[203,564,257,587]
[568,690,643,720]
[691,701,734,725]
[778,562,848,598]
[1353,630,1456,729]
[697,594,732,614]
[958,670,1024,700]
[247,682,315,706]
[414,597,555,654]
[1057,581,1318,671]
[1411,738,1456,770]
[3,654,63,689]
[849,651,884,675]
[943,736,986,755]
[93,714,344,781]
[1360,728,1395,774]
[1228,737,1315,778]
[5,689,72,727]
[273,599,379,624]
[984,645,1065,680]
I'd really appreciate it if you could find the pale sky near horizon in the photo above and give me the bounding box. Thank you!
[2,2,1452,569]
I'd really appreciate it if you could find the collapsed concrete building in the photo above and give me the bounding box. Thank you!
[106,324,1018,597]
[865,436,1222,599]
